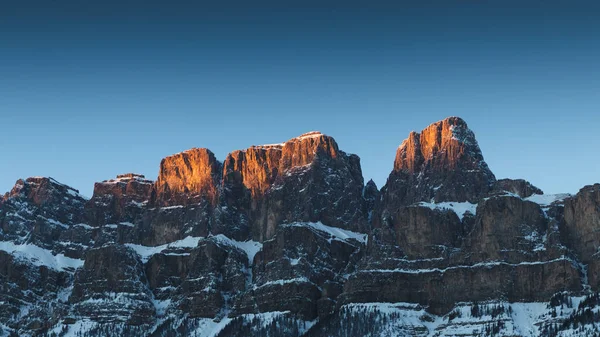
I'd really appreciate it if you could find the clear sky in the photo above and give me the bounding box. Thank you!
[1,1,599,197]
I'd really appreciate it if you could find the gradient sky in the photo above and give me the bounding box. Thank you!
[1,1,599,197]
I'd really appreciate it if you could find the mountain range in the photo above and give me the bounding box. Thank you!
[1,116,599,337]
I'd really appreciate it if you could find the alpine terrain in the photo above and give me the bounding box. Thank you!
[2,117,600,337]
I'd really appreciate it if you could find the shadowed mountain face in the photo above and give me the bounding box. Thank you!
[1,117,599,337]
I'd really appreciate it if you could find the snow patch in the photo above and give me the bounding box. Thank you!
[416,201,477,220]
[254,277,311,290]
[0,241,84,271]
[74,223,95,230]
[282,222,368,244]
[294,131,323,140]
[363,256,574,274]
[126,236,203,263]
[211,235,263,265]
[152,298,171,317]
[526,193,571,206]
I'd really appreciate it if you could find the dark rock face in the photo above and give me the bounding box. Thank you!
[85,173,153,227]
[1,177,86,227]
[341,258,581,315]
[150,237,248,319]
[2,118,600,337]
[374,205,463,259]
[0,251,71,333]
[235,223,364,319]
[563,184,600,263]
[134,204,213,246]
[259,151,367,239]
[491,178,544,198]
[362,179,379,215]
[70,245,155,325]
[378,117,496,210]
[0,177,87,252]
[464,196,549,262]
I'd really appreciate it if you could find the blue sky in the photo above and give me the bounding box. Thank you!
[1,1,599,197]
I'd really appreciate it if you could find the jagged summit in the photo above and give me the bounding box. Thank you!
[394,116,484,173]
[3,176,84,204]
[383,116,496,205]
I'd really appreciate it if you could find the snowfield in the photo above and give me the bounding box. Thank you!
[282,221,368,244]
[0,241,84,271]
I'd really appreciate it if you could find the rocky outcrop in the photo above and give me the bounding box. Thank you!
[85,173,153,227]
[563,184,600,263]
[362,179,379,214]
[341,257,581,315]
[145,237,249,319]
[1,177,86,227]
[0,251,71,333]
[70,245,155,325]
[153,148,222,207]
[234,222,364,320]
[0,177,87,252]
[223,146,283,199]
[491,178,544,198]
[133,205,212,246]
[374,205,464,259]
[218,145,283,240]
[464,195,549,262]
[257,132,367,240]
[378,117,495,209]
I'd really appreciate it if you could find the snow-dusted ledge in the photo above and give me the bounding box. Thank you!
[414,192,571,221]
[0,241,84,271]
[415,201,477,220]
[125,236,205,263]
[281,222,368,244]
[525,193,571,206]
[126,235,263,265]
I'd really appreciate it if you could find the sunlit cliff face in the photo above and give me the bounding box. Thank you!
[152,131,347,205]
[154,148,222,206]
[223,131,342,198]
[394,116,478,174]
[223,146,283,198]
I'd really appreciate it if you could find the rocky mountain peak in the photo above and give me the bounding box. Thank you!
[362,179,380,212]
[491,178,544,198]
[3,176,85,206]
[382,116,496,206]
[394,116,482,174]
[154,148,222,206]
[223,131,343,199]
[1,177,87,234]
[279,131,340,172]
[85,173,155,226]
